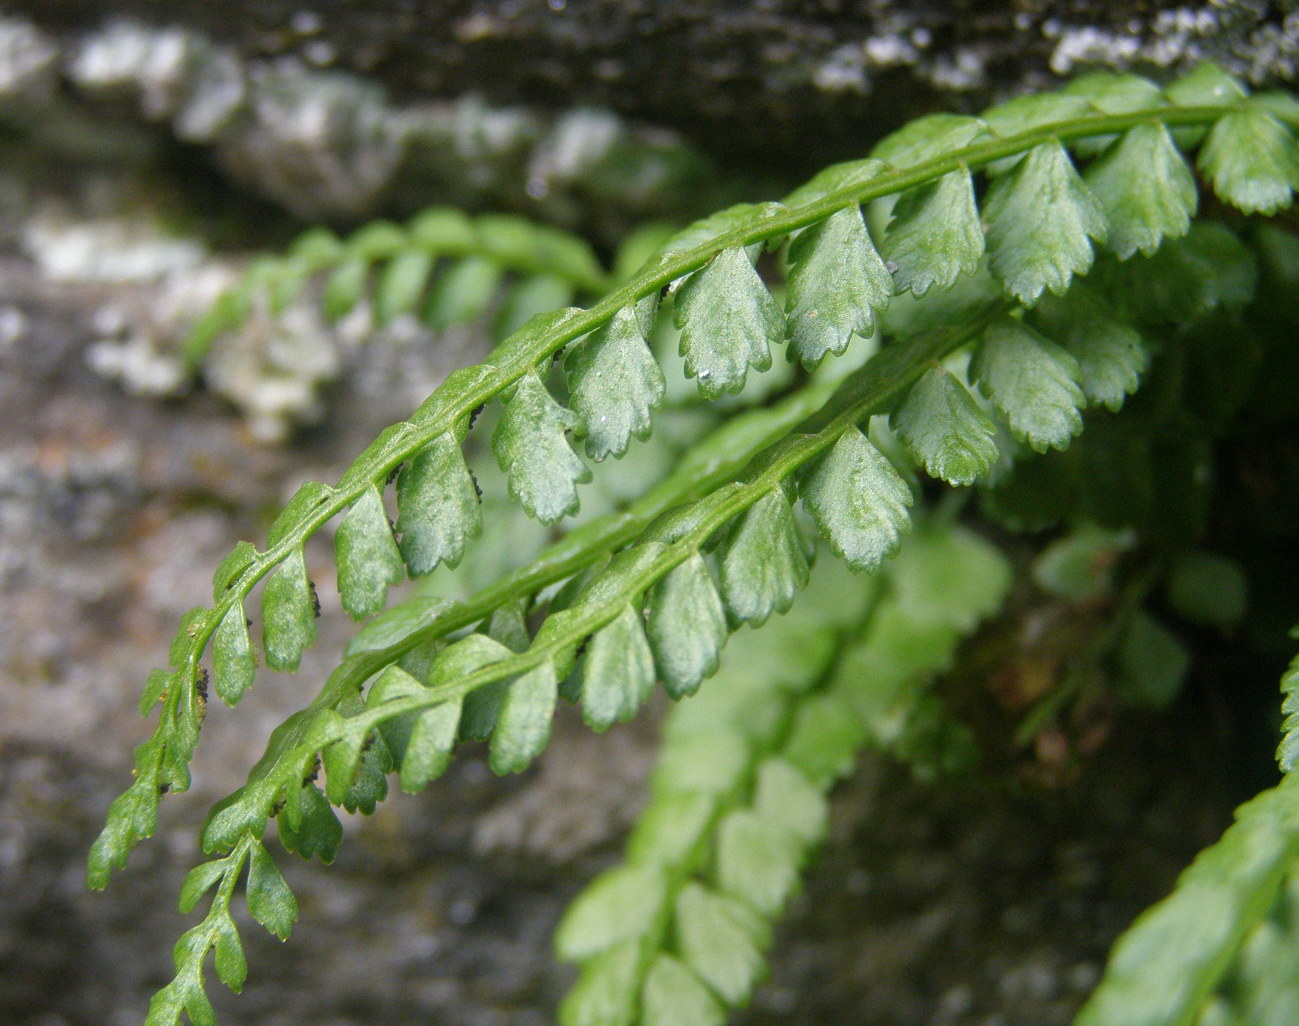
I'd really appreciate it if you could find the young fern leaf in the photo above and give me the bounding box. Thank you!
[1278,646,1299,774]
[674,246,783,398]
[1200,106,1299,216]
[490,659,558,775]
[366,665,463,794]
[642,954,725,1026]
[801,427,913,571]
[983,141,1108,304]
[144,836,262,1026]
[335,485,405,620]
[785,205,892,367]
[437,632,515,742]
[1030,289,1148,411]
[492,369,592,524]
[892,365,1000,486]
[423,256,502,329]
[646,552,730,698]
[718,488,811,627]
[566,298,666,461]
[1084,122,1197,259]
[244,838,299,941]
[881,170,984,296]
[212,603,256,705]
[375,249,435,325]
[578,603,658,731]
[394,431,483,574]
[971,318,1086,453]
[674,881,769,1005]
[261,548,317,672]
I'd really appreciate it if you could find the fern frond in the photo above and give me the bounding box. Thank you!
[1075,773,1299,1026]
[91,63,1299,1023]
[557,528,1011,1026]
[183,209,612,368]
[1279,643,1299,774]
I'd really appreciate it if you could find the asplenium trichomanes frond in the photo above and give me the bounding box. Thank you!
[88,63,1299,1026]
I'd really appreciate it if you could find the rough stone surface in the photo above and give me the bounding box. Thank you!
[10,1,1299,177]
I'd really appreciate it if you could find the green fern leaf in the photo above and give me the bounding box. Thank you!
[782,158,886,206]
[642,955,724,1026]
[785,205,892,367]
[1165,62,1249,109]
[714,808,804,916]
[566,299,666,461]
[245,839,298,941]
[375,250,434,325]
[891,365,999,486]
[652,728,751,798]
[982,92,1092,138]
[983,141,1108,303]
[211,541,257,601]
[801,427,913,571]
[663,201,787,255]
[719,489,810,626]
[627,792,717,867]
[560,941,642,1026]
[321,722,371,807]
[674,246,783,398]
[395,432,483,574]
[489,659,558,774]
[1031,291,1147,411]
[1063,71,1164,112]
[277,781,343,862]
[178,859,227,915]
[423,256,501,330]
[882,170,984,296]
[1279,650,1299,773]
[400,697,462,793]
[261,549,317,672]
[782,692,865,786]
[212,603,255,705]
[407,206,475,250]
[870,113,986,168]
[675,882,768,1007]
[212,915,246,992]
[346,596,457,655]
[169,607,211,670]
[1061,73,1166,157]
[428,633,513,741]
[323,259,368,322]
[752,758,827,847]
[1085,123,1197,259]
[1199,107,1299,215]
[492,370,592,524]
[496,274,577,339]
[579,603,657,730]
[555,863,669,961]
[971,318,1085,453]
[335,486,405,620]
[645,552,728,698]
[1075,773,1299,1026]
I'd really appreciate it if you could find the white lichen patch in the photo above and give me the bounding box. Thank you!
[22,206,206,283]
[0,17,58,102]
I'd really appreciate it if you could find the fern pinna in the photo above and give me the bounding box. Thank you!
[88,64,1299,1026]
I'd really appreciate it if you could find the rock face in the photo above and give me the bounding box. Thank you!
[0,3,1291,1026]
[11,0,1299,176]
